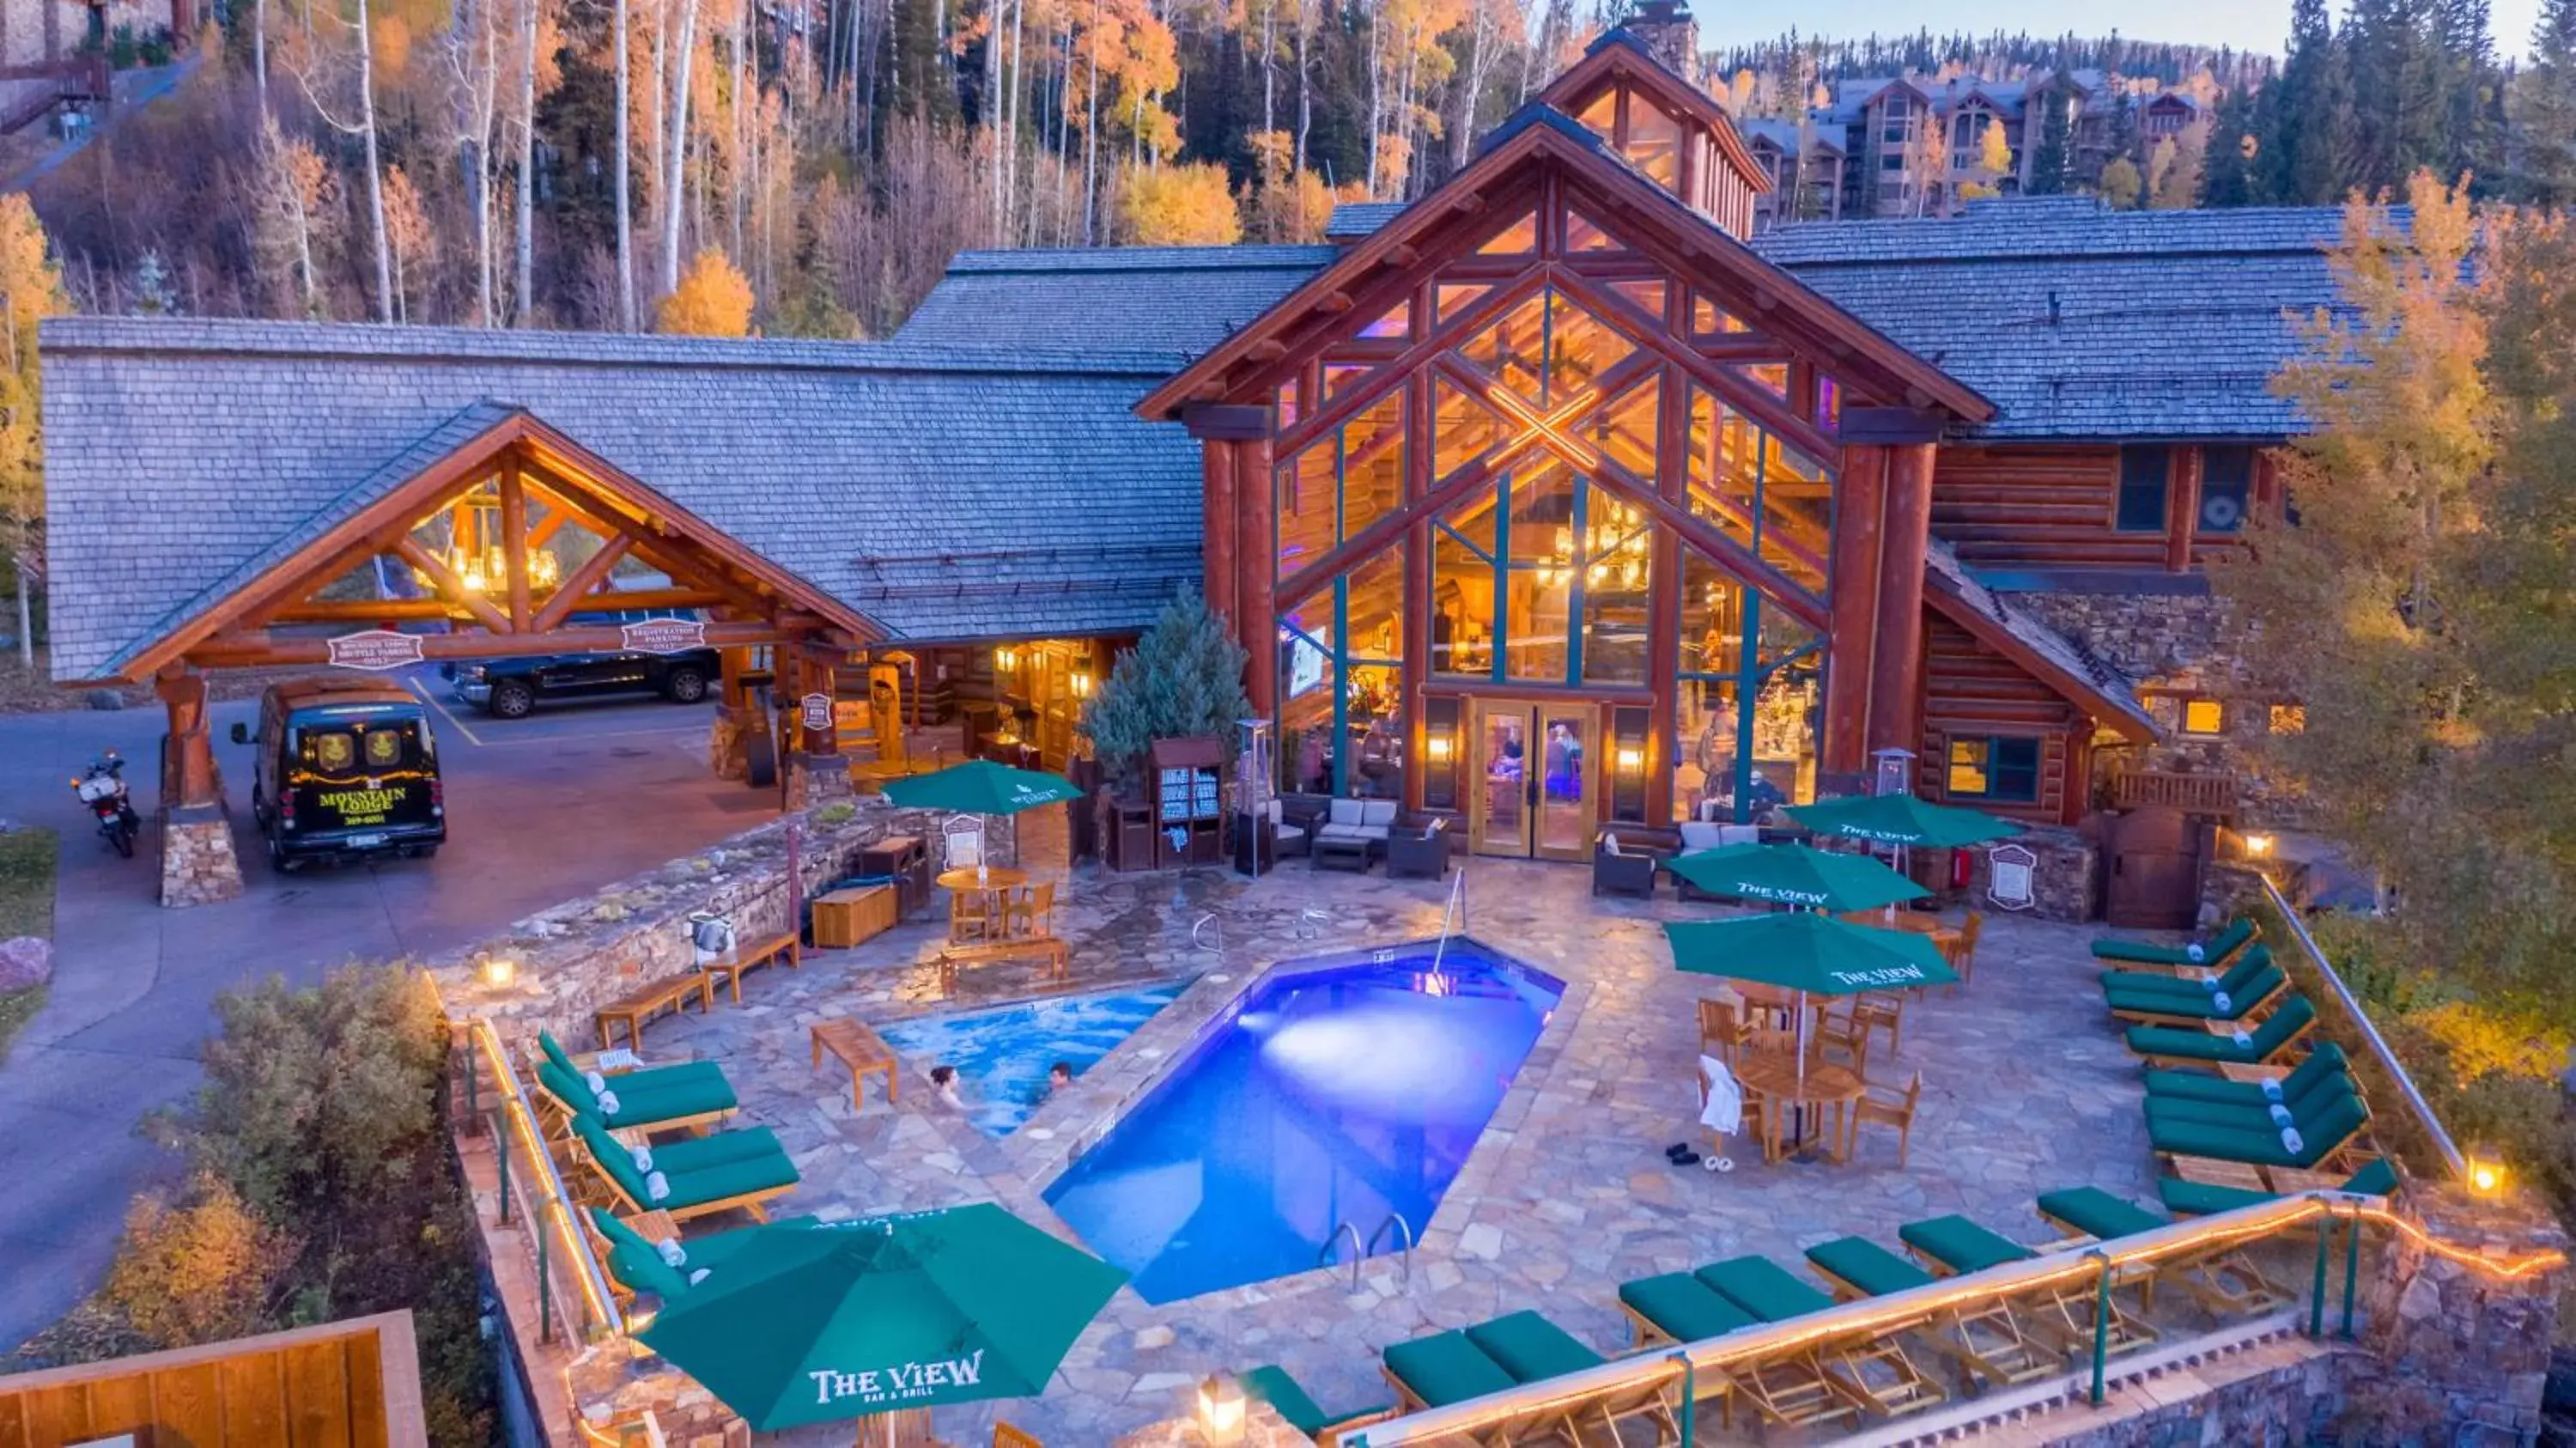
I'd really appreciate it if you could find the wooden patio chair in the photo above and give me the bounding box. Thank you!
[1947,911,1987,987]
[1847,1072,1922,1167]
[1698,998,1748,1062]
[1006,879,1058,939]
[992,1424,1041,1448]
[1698,1060,1774,1165]
[949,889,999,942]
[1814,1004,1871,1079]
[1851,989,1905,1057]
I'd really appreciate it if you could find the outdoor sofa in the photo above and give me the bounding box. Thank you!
[1312,798,1400,870]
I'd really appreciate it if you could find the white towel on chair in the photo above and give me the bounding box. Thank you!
[2210,992,2233,1014]
[1698,1055,1744,1136]
[2279,1127,2305,1156]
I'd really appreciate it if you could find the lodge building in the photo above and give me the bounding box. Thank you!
[40,9,2340,907]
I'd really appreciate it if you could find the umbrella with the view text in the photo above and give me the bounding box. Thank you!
[1787,794,2023,849]
[880,759,1084,816]
[1663,841,1929,915]
[636,1203,1127,1433]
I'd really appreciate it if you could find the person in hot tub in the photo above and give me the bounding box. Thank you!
[1044,1062,1076,1098]
[929,1064,969,1110]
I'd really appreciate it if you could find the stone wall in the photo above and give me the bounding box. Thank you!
[2018,588,2308,826]
[1967,823,2097,923]
[430,795,945,1048]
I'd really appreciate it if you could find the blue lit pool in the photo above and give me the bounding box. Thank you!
[1042,940,1564,1305]
[874,978,1192,1138]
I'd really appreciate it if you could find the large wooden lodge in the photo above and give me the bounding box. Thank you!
[41,8,2345,906]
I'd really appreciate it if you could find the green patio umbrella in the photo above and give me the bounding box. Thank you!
[1787,794,2024,849]
[881,759,1083,816]
[1664,841,1930,914]
[637,1204,1127,1433]
[1664,910,1958,995]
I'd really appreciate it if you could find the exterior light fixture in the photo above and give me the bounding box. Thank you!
[1426,728,1454,763]
[995,646,1018,671]
[1617,746,1645,772]
[479,955,519,990]
[1197,1372,1247,1447]
[459,564,489,593]
[2244,832,2275,858]
[2465,1144,2506,1198]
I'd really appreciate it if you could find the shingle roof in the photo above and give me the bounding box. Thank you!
[897,246,1338,358]
[1924,536,2158,738]
[1324,202,1409,240]
[1754,199,2363,441]
[42,319,1206,680]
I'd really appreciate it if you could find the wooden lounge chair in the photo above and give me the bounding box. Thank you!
[1238,1365,1394,1448]
[2105,960,2289,1028]
[1898,1214,2157,1360]
[1696,1255,1946,1421]
[1463,1311,1680,1446]
[1802,1235,2062,1391]
[1617,1271,1837,1431]
[2092,916,2258,970]
[2125,995,2317,1070]
[2144,1042,2349,1106]
[2159,1156,2399,1215]
[2147,1089,2373,1174]
[583,1206,817,1307]
[535,1057,737,1139]
[2033,1187,2292,1317]
[568,1116,799,1226]
[1376,1328,1562,1448]
[2099,943,2275,997]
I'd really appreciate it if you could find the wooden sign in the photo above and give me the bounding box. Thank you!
[1987,843,2038,912]
[622,616,707,654]
[325,629,423,672]
[800,692,834,733]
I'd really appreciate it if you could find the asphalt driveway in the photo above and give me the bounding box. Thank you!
[0,671,774,1350]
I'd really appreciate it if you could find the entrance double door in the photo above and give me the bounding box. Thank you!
[1467,698,1597,860]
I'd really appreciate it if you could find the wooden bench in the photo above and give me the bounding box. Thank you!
[811,1018,899,1108]
[935,936,1070,995]
[595,970,717,1051]
[701,930,801,1005]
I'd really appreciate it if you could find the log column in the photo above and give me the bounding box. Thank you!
[1182,403,1275,715]
[1820,443,1888,779]
[1200,441,1238,630]
[784,650,852,811]
[155,665,243,908]
[1867,440,1939,762]
[1237,436,1278,716]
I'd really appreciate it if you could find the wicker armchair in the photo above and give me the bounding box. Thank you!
[1592,829,1662,897]
[1387,816,1452,879]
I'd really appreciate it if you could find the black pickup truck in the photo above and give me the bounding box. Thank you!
[441,609,719,719]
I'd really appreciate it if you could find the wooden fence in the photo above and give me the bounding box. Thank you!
[0,1311,427,1448]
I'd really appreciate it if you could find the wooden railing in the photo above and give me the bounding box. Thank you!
[2111,768,2240,819]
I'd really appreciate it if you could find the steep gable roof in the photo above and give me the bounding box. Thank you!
[1924,538,2157,741]
[43,321,1208,679]
[1138,106,1992,423]
[1538,28,1771,198]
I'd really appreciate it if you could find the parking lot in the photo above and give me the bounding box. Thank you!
[0,668,781,1349]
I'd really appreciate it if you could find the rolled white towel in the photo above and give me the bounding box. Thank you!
[2199,974,2223,991]
[2269,1104,2294,1128]
[2260,1078,2286,1100]
[2230,1029,2253,1048]
[2279,1127,2305,1155]
[2186,944,2206,962]
[630,1146,653,1173]
[687,1268,711,1286]
[596,1089,623,1116]
[2210,992,2233,1014]
[585,1069,608,1095]
[656,1238,687,1268]
[646,1171,671,1203]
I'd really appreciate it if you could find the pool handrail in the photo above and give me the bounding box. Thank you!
[1336,1189,2409,1447]
[2257,874,2467,1180]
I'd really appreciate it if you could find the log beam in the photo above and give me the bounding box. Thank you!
[391,537,514,635]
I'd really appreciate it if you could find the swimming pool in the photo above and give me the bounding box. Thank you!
[1042,940,1564,1305]
[873,978,1192,1138]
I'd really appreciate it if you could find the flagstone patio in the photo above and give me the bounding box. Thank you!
[627,856,2164,1446]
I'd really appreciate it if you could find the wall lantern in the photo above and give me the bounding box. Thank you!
[1616,745,1645,773]
[2465,1144,2507,1198]
[478,955,520,990]
[1425,729,1455,764]
[2244,832,2276,859]
[995,645,1019,672]
[1197,1372,1247,1446]
[1071,667,1094,699]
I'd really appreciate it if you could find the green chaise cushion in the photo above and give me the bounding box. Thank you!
[2093,917,2254,964]
[1805,1237,1936,1298]
[1242,1366,1330,1437]
[2035,1187,2166,1240]
[2099,946,2275,998]
[2343,1158,2400,1195]
[1619,1272,1758,1342]
[2105,965,2284,1021]
[658,1151,799,1210]
[1464,1311,1606,1383]
[1899,1215,2036,1274]
[2146,1078,2358,1132]
[650,1126,791,1175]
[590,1074,739,1129]
[2157,1156,2397,1216]
[1383,1331,1518,1407]
[538,1031,580,1075]
[2148,1094,2367,1168]
[2127,996,2314,1062]
[2146,1043,2348,1105]
[585,1207,690,1299]
[1696,1256,1838,1323]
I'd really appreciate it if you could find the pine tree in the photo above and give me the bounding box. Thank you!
[2203,84,2259,204]
[2027,81,2074,194]
[2293,12,2363,202]
[2434,0,2499,184]
[1078,590,1251,786]
[2518,0,2576,202]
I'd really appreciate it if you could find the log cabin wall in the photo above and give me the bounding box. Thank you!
[1931,441,2277,574]
[1917,613,2087,824]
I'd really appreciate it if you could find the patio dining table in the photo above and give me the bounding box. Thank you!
[1732,1049,1866,1162]
[939,865,1030,942]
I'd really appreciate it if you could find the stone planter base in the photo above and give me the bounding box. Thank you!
[783,752,856,811]
[161,804,244,908]
[708,705,756,782]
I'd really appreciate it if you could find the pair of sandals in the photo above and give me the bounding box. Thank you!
[1666,1141,1734,1172]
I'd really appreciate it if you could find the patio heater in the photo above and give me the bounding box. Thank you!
[1870,747,1917,883]
[1235,718,1276,879]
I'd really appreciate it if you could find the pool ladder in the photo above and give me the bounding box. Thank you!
[1319,1213,1415,1288]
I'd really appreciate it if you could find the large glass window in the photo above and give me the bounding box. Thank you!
[1276,392,1410,582]
[1674,544,1820,824]
[1686,384,1831,595]
[1279,545,1406,799]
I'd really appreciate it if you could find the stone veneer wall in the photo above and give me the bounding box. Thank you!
[2017,589,2310,827]
[1965,823,2097,923]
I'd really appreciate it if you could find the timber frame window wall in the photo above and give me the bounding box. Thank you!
[1265,177,1847,837]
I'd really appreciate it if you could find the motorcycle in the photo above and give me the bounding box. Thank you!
[71,751,141,859]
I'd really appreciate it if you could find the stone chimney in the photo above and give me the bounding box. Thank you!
[1620,0,1701,85]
